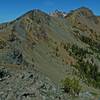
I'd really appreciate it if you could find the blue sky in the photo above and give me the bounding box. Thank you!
[0,0,100,23]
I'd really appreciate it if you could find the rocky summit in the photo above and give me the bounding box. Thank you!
[0,7,100,100]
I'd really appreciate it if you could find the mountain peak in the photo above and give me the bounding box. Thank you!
[65,7,94,18]
[15,9,49,21]
[50,10,66,18]
[75,7,94,17]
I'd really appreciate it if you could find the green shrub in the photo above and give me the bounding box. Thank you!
[79,35,100,53]
[70,44,90,59]
[78,61,98,80]
[62,77,81,96]
[75,60,100,88]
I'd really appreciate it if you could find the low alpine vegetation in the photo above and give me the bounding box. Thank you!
[62,77,81,96]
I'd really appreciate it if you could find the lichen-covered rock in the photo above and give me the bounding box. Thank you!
[0,66,66,100]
